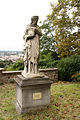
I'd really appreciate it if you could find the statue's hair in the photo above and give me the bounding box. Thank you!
[31,16,39,22]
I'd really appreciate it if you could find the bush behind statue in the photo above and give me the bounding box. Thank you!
[7,59,24,71]
[57,54,80,81]
[39,50,59,68]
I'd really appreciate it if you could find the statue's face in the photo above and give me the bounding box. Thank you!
[32,19,37,26]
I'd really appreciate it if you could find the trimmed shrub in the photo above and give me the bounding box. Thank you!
[57,54,80,81]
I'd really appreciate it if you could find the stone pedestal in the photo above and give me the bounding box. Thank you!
[14,75,52,114]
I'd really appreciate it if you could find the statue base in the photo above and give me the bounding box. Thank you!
[22,71,44,78]
[14,75,52,114]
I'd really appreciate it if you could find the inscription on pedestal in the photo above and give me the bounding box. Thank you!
[33,92,42,100]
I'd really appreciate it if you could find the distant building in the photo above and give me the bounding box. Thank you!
[0,51,23,62]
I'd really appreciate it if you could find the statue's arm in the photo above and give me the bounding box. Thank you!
[35,26,42,36]
[23,27,28,40]
[23,25,33,40]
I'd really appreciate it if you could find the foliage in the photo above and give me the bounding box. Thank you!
[72,71,80,81]
[39,50,59,68]
[57,54,80,81]
[47,0,80,58]
[0,60,12,68]
[0,82,80,120]
[40,20,56,52]
[7,59,24,71]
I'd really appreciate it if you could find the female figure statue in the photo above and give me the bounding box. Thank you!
[22,16,42,77]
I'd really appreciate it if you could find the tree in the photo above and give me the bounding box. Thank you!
[39,50,59,68]
[40,20,56,52]
[39,20,59,68]
[47,0,80,58]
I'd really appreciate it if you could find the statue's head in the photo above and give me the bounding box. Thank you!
[31,16,39,26]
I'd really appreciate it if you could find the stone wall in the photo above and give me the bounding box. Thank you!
[0,68,58,84]
[0,68,5,84]
[39,68,58,82]
[0,70,22,84]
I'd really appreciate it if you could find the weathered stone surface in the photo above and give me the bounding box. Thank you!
[0,68,5,84]
[14,75,52,114]
[22,16,42,76]
[39,68,58,82]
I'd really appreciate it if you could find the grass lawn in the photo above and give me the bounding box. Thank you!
[0,82,80,120]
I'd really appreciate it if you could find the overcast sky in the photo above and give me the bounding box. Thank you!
[0,0,57,51]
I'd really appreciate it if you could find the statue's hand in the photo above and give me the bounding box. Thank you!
[35,28,42,36]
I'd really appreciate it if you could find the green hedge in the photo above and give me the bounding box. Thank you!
[57,54,80,81]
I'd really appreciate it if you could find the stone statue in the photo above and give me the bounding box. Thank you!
[22,16,42,77]
[14,16,52,114]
